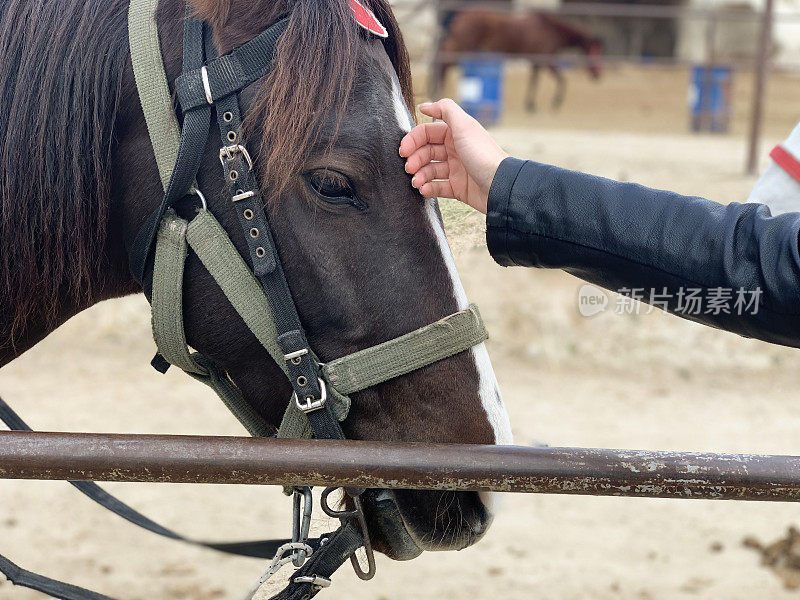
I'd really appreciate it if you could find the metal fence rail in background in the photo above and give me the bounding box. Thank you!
[1,431,800,502]
[425,1,799,22]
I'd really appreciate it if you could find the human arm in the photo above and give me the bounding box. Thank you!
[401,100,800,347]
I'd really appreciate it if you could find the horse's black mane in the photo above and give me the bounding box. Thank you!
[0,0,129,347]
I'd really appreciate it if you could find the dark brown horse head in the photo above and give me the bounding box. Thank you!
[177,0,514,558]
[0,0,512,560]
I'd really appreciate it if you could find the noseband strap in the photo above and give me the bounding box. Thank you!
[324,305,488,395]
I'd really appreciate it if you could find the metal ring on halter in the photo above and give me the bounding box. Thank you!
[319,488,376,581]
[188,186,207,211]
[349,496,377,581]
[320,487,360,519]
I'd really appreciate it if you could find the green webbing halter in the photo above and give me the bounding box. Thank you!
[151,211,351,439]
[128,0,181,190]
[152,216,203,375]
[152,215,275,437]
[323,306,487,395]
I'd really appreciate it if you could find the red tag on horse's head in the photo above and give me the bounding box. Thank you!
[349,0,388,38]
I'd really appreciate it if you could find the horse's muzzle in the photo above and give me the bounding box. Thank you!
[362,488,492,559]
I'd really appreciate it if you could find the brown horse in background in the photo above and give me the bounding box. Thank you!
[432,9,603,112]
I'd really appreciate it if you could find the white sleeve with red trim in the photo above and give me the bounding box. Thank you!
[747,121,800,215]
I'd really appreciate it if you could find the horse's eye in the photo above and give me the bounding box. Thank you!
[306,170,367,210]
[309,170,351,198]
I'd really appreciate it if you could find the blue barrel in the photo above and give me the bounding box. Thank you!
[690,66,732,133]
[458,55,504,126]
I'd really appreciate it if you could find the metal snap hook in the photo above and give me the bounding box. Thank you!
[188,187,207,211]
[292,487,314,567]
[241,541,314,600]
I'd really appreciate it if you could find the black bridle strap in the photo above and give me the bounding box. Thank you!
[202,26,333,427]
[200,22,361,600]
[129,10,212,284]
[175,18,289,112]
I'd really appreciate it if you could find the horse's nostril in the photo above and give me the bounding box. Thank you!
[472,520,486,536]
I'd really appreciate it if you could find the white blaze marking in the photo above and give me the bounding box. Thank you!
[391,76,414,131]
[391,76,513,457]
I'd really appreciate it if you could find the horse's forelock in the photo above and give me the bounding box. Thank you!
[189,0,234,29]
[239,0,413,197]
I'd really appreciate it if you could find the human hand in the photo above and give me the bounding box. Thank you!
[399,98,508,214]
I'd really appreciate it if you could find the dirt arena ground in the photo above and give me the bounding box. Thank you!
[2,66,800,599]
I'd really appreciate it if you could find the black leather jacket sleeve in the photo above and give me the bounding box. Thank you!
[486,157,800,347]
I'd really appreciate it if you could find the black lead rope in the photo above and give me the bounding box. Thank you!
[0,395,360,600]
[0,555,115,600]
[0,393,361,600]
[0,395,292,559]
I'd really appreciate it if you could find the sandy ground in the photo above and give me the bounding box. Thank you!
[3,69,800,599]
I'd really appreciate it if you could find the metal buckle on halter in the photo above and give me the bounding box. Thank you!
[293,378,327,413]
[219,144,254,171]
[293,575,332,590]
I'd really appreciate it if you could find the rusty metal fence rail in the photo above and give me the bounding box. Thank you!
[1,431,800,502]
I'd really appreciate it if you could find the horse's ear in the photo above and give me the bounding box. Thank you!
[189,0,233,27]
